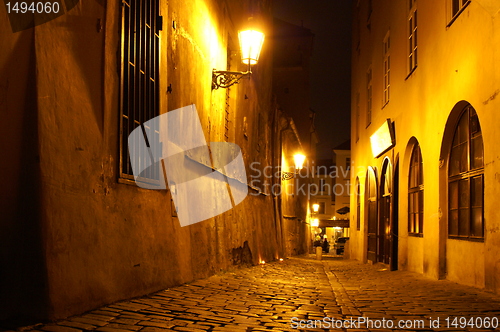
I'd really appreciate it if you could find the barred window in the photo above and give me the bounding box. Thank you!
[408,143,423,235]
[448,105,484,239]
[119,0,161,183]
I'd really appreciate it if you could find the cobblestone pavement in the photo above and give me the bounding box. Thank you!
[5,256,500,332]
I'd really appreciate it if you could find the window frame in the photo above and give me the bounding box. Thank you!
[382,31,390,106]
[408,143,424,236]
[119,0,161,185]
[448,105,484,240]
[448,0,471,27]
[407,0,418,76]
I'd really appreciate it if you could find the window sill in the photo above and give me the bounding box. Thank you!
[405,65,418,80]
[408,232,423,238]
[448,236,484,243]
[118,175,165,189]
[118,177,137,186]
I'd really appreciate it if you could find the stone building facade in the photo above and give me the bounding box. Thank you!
[350,0,500,294]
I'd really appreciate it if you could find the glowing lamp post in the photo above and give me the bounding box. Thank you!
[212,28,265,89]
[282,153,306,180]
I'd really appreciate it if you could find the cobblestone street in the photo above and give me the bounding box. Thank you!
[6,256,500,332]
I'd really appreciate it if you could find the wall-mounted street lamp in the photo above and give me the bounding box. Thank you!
[282,153,306,180]
[212,29,265,89]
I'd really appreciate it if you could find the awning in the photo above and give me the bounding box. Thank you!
[336,206,350,215]
[319,219,350,228]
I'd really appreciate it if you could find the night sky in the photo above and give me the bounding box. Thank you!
[273,0,353,160]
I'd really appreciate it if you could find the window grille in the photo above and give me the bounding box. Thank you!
[120,0,161,183]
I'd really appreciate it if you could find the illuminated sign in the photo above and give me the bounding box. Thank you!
[370,119,395,158]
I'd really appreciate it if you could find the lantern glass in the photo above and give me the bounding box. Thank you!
[239,30,265,66]
[293,153,306,170]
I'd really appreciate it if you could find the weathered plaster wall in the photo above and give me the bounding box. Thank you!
[1,0,285,321]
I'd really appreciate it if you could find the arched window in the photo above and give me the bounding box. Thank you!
[448,105,484,239]
[408,143,423,235]
[356,177,361,230]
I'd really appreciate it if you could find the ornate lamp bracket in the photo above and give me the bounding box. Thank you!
[282,171,297,181]
[212,70,251,89]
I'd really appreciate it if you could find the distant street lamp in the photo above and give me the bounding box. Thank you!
[212,27,265,89]
[311,218,319,228]
[282,153,306,180]
[312,203,320,213]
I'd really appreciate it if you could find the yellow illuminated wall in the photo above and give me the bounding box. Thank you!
[351,0,500,294]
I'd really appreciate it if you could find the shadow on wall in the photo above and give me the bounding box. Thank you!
[0,30,50,323]
[57,1,106,135]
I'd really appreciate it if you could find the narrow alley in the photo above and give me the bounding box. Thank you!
[7,256,500,332]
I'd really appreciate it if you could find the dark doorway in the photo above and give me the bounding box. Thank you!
[366,168,377,263]
[391,161,399,270]
[379,195,391,264]
[379,159,392,265]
